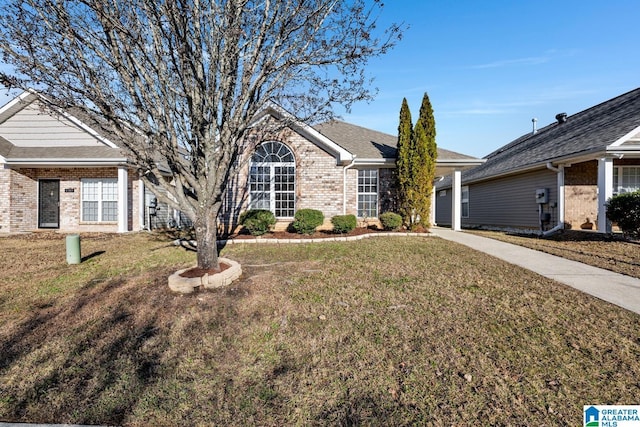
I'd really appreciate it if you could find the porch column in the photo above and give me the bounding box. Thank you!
[118,166,128,233]
[138,179,146,231]
[557,165,565,226]
[430,183,436,226]
[597,158,613,233]
[451,169,462,231]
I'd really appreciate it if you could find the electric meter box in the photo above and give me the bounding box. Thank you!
[535,188,549,204]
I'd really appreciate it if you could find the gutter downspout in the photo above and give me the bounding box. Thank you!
[543,162,565,236]
[343,156,356,215]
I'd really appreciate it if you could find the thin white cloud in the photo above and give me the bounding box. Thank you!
[469,56,550,69]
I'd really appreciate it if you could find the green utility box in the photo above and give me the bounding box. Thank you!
[66,234,81,264]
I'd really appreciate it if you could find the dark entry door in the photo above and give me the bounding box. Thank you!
[39,179,60,228]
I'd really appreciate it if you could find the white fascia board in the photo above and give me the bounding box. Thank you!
[606,144,640,154]
[5,158,128,167]
[353,158,395,167]
[0,90,35,115]
[608,125,640,147]
[436,158,486,168]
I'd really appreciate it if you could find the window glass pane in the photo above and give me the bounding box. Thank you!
[82,180,99,201]
[82,178,118,222]
[461,186,469,218]
[249,142,295,217]
[102,201,118,221]
[357,169,378,217]
[82,201,98,221]
[620,167,640,193]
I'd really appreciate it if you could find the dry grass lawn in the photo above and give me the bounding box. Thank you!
[0,231,639,426]
[470,229,640,279]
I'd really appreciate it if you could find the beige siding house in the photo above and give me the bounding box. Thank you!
[0,92,483,234]
[436,88,640,233]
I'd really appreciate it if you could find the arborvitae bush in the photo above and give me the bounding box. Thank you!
[379,212,403,231]
[331,214,357,234]
[239,209,276,236]
[606,191,640,239]
[292,209,324,234]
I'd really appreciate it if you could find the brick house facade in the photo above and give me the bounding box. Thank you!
[1,92,482,234]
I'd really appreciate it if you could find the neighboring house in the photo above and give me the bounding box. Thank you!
[0,91,141,233]
[0,91,482,234]
[435,87,640,233]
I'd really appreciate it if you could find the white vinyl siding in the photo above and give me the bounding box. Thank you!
[81,178,118,222]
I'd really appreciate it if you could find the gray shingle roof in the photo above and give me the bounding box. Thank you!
[313,120,478,161]
[462,87,640,183]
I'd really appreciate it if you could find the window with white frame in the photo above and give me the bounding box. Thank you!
[357,169,378,217]
[461,185,469,218]
[249,141,296,217]
[81,178,118,222]
[613,166,640,195]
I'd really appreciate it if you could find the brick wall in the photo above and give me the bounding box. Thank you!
[4,167,140,233]
[222,126,398,230]
[564,160,598,230]
[225,127,345,229]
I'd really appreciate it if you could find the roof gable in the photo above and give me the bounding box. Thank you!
[250,106,354,165]
[0,93,117,149]
[0,91,125,165]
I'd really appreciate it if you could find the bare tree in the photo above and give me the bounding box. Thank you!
[0,0,402,269]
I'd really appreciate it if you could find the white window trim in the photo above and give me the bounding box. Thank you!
[249,142,296,218]
[249,163,296,218]
[81,178,118,223]
[357,169,379,218]
[461,185,469,218]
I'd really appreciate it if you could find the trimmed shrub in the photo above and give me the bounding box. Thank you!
[239,209,276,236]
[292,209,324,234]
[379,212,403,231]
[606,191,640,238]
[331,214,357,234]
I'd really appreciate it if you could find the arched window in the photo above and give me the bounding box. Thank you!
[249,141,296,217]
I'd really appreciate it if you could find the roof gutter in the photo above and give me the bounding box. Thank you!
[343,156,357,215]
[4,158,128,167]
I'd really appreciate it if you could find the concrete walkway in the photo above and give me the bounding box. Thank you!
[432,228,640,315]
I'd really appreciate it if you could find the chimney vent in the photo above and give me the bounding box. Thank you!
[555,112,568,124]
[532,118,538,134]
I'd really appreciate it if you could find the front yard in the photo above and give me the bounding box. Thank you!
[1,232,639,425]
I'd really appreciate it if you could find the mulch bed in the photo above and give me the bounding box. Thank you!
[221,225,429,241]
[179,260,231,278]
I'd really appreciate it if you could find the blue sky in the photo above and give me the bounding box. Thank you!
[341,0,640,157]
[1,0,639,158]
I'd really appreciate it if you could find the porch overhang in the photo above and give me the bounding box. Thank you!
[3,158,128,168]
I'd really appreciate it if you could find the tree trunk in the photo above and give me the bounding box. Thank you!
[194,206,220,271]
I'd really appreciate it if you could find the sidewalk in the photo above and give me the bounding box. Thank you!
[432,228,640,315]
